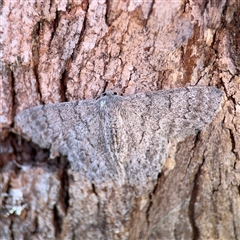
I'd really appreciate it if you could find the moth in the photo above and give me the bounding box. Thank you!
[15,87,223,192]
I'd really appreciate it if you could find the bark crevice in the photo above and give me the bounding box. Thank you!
[188,157,205,240]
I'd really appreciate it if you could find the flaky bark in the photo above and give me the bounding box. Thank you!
[1,0,240,239]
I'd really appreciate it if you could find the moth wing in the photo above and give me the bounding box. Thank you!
[116,87,223,186]
[14,100,98,157]
[14,100,122,182]
[120,86,223,141]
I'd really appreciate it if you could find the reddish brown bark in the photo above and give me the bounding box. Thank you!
[1,0,240,239]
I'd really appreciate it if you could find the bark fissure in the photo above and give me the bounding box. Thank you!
[146,173,161,227]
[9,219,14,240]
[32,21,42,103]
[91,183,99,213]
[105,0,111,26]
[32,216,39,234]
[146,0,155,22]
[182,0,189,14]
[188,157,205,240]
[53,204,63,238]
[59,69,68,102]
[74,4,89,54]
[59,158,69,214]
[229,128,239,161]
[102,81,109,93]
[10,67,15,121]
[50,11,60,44]
[219,76,237,109]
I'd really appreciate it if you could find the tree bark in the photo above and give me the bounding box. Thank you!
[1,0,240,239]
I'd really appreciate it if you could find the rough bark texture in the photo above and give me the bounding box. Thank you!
[0,0,240,239]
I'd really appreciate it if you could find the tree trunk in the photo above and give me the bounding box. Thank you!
[1,0,240,239]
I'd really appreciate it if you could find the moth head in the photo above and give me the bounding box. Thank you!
[97,90,118,99]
